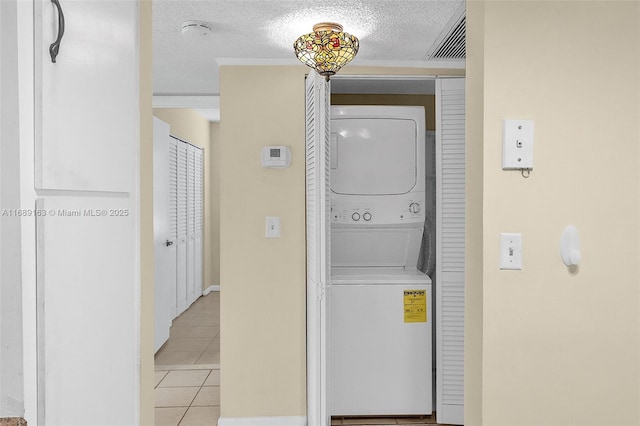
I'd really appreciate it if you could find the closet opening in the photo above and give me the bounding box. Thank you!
[305,74,465,426]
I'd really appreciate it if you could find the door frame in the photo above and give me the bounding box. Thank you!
[305,73,443,425]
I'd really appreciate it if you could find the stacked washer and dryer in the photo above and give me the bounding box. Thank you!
[329,105,432,416]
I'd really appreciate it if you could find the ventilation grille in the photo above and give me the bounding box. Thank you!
[427,13,465,60]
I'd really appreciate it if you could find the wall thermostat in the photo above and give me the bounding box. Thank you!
[261,146,291,168]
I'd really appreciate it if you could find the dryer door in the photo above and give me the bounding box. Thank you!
[331,117,417,195]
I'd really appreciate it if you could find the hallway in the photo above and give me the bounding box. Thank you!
[155,291,220,426]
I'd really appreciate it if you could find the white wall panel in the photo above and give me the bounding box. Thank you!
[34,0,136,192]
[32,1,139,423]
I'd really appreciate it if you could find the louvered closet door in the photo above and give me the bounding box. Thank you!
[435,77,466,425]
[168,137,179,319]
[194,147,204,298]
[176,138,189,315]
[186,143,197,306]
[306,70,331,426]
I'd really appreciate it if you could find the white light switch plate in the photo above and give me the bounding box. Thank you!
[265,216,280,238]
[502,119,534,169]
[500,233,522,270]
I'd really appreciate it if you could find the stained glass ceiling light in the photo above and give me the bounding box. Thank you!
[294,22,359,81]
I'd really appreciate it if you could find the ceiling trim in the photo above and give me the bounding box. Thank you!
[152,95,220,108]
[330,74,438,81]
[215,58,302,66]
[152,96,220,122]
[352,59,464,69]
[214,57,465,70]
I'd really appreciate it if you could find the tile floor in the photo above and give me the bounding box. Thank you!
[154,367,220,426]
[155,292,220,367]
[155,292,220,426]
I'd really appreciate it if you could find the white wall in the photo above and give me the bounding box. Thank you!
[0,0,24,418]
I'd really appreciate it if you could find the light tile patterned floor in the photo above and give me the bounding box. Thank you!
[155,292,220,367]
[154,368,220,426]
[155,292,220,426]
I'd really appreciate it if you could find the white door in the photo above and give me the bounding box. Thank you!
[306,70,331,426]
[176,137,188,315]
[167,137,179,319]
[33,0,139,423]
[153,117,172,352]
[194,147,204,298]
[435,77,466,425]
[186,143,197,306]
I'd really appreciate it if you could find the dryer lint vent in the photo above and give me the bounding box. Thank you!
[426,8,465,60]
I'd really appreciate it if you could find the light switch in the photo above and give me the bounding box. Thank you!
[499,233,522,270]
[502,119,534,169]
[265,216,280,238]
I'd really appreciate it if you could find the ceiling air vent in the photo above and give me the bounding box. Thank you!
[426,6,465,60]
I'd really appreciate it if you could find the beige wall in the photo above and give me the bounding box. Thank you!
[209,122,221,288]
[219,65,462,418]
[153,108,219,290]
[219,66,307,417]
[465,1,485,424]
[139,0,154,424]
[467,1,640,424]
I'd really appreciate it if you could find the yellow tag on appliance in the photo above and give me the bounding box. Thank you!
[404,290,427,323]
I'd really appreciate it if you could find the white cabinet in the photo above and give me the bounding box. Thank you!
[153,119,203,347]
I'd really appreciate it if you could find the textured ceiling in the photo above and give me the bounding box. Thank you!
[153,0,464,96]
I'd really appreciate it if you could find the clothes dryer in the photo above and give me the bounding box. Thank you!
[329,106,432,416]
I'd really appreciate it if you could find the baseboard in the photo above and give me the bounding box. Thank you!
[203,285,220,295]
[217,416,306,426]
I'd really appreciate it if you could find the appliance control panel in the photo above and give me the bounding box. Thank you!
[331,195,425,225]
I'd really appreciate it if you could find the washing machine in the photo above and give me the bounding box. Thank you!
[329,106,433,416]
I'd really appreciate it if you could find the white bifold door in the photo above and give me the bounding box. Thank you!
[153,120,204,344]
[435,77,466,425]
[305,70,331,426]
[177,140,189,315]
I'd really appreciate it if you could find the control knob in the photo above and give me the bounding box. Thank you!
[351,212,361,221]
[363,212,372,221]
[409,202,421,214]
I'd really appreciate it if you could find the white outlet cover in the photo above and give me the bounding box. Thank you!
[502,119,534,169]
[499,232,522,270]
[265,216,280,238]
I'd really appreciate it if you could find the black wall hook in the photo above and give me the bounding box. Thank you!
[49,0,65,63]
